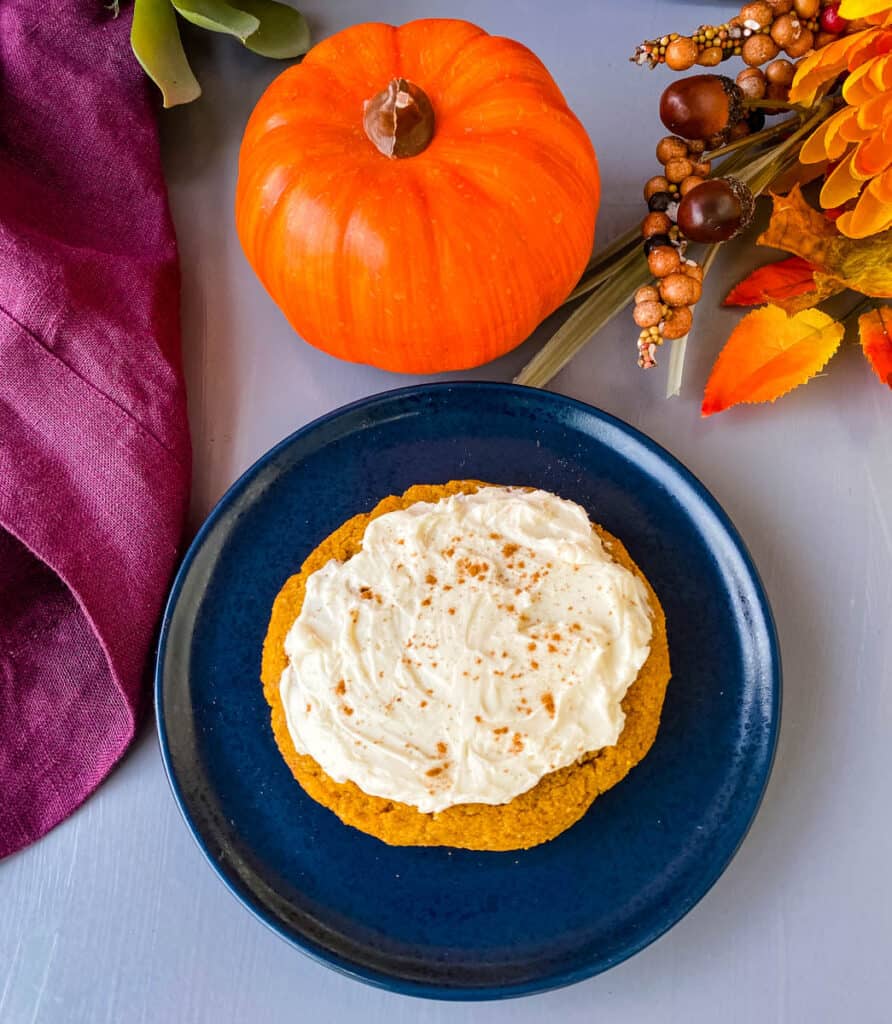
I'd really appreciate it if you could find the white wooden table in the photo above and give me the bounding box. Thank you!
[2,2,890,1021]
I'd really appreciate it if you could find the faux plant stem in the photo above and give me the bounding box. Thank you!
[665,243,719,398]
[735,99,833,195]
[743,98,810,114]
[706,114,803,160]
[565,243,642,304]
[515,252,651,387]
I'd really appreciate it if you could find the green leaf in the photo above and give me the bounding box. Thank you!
[170,0,260,41]
[131,0,202,108]
[238,0,310,58]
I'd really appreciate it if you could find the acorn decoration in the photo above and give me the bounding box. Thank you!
[677,177,755,243]
[659,75,745,142]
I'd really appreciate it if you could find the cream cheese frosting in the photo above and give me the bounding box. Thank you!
[279,486,653,813]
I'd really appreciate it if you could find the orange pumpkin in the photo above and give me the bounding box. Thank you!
[235,18,600,373]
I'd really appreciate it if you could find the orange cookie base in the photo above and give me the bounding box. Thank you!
[260,481,671,851]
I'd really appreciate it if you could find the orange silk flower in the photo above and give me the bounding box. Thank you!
[792,3,892,238]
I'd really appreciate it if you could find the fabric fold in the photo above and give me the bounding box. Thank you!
[0,0,191,858]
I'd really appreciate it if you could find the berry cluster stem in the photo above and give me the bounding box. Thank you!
[706,113,803,159]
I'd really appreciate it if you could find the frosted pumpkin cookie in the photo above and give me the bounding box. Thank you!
[260,481,670,851]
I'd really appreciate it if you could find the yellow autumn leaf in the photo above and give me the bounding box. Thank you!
[838,0,892,20]
[758,186,892,297]
[702,306,845,416]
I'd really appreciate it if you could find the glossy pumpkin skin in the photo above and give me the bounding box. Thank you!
[235,19,600,373]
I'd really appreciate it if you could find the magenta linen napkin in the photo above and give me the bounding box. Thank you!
[0,1,191,858]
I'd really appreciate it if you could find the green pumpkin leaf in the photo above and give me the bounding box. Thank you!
[238,0,310,58]
[170,0,260,41]
[131,0,202,108]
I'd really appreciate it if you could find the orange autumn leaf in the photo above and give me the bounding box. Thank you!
[758,186,892,297]
[723,256,843,313]
[859,306,892,387]
[702,306,845,417]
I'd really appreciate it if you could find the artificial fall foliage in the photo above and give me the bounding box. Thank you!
[757,187,892,299]
[516,0,892,408]
[706,184,892,414]
[791,0,892,237]
[859,307,892,387]
[702,306,845,417]
[722,255,840,314]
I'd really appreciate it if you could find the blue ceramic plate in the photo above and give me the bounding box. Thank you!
[156,382,780,1000]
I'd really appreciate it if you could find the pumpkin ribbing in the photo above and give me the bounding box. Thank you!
[235,18,600,373]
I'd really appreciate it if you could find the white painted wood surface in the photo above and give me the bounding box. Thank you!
[2,2,890,1020]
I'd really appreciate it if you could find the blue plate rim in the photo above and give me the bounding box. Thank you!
[155,380,782,1001]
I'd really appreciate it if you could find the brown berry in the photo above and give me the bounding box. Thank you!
[767,0,793,13]
[765,58,796,85]
[662,305,693,339]
[634,285,661,305]
[729,120,751,141]
[665,36,699,71]
[665,157,695,183]
[644,175,671,200]
[736,67,767,100]
[815,30,838,48]
[680,174,706,196]
[740,2,774,28]
[693,159,712,176]
[642,212,673,238]
[681,262,704,281]
[656,136,689,164]
[659,272,702,307]
[647,245,682,278]
[766,81,791,103]
[660,74,744,142]
[784,24,814,57]
[633,301,664,328]
[686,138,707,155]
[742,33,780,66]
[677,176,755,242]
[793,0,819,17]
[705,131,727,149]
[697,46,724,67]
[771,14,813,55]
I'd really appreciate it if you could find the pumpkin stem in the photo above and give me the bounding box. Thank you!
[363,78,435,159]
